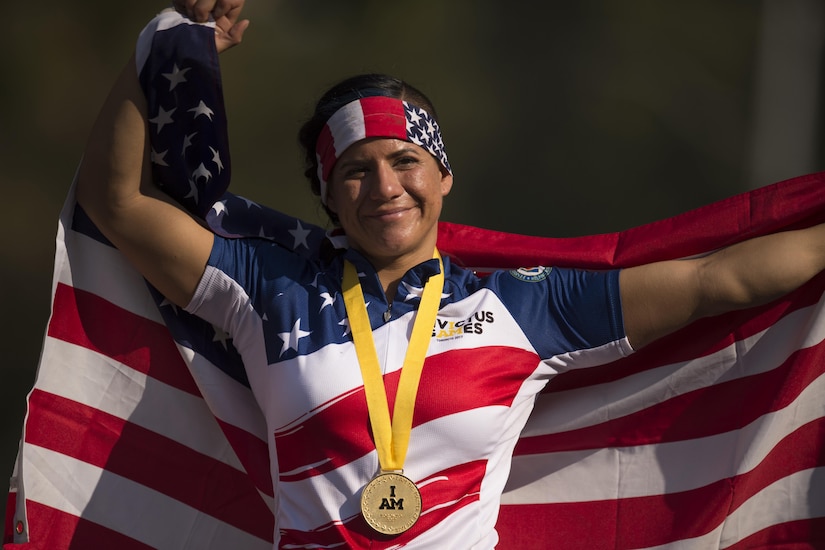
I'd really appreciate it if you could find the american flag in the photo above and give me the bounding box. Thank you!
[5,10,825,549]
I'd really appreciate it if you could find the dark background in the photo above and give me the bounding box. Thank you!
[2,0,823,527]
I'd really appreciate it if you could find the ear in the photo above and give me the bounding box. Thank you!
[440,168,453,197]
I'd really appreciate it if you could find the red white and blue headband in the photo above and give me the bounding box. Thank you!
[315,95,452,204]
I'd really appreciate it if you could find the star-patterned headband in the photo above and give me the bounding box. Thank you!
[315,96,452,204]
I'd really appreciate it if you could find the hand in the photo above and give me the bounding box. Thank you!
[173,0,242,23]
[172,0,249,53]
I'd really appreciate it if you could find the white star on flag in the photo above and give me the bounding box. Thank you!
[212,200,228,216]
[289,220,312,250]
[182,132,196,156]
[189,100,214,120]
[151,148,169,166]
[319,292,335,312]
[192,163,212,182]
[277,319,311,357]
[209,146,224,172]
[162,64,190,91]
[149,106,176,133]
[185,178,199,202]
[339,317,351,337]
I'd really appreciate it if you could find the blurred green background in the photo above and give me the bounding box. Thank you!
[2,0,823,528]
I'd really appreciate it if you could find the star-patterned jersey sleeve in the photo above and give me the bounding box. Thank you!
[185,233,352,369]
[187,236,305,331]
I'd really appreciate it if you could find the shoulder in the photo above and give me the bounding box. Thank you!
[207,234,343,288]
[491,265,625,347]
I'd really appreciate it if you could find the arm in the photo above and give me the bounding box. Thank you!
[76,3,248,308]
[619,223,825,348]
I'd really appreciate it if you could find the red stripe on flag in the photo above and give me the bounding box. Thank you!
[8,500,153,550]
[497,500,618,550]
[726,517,825,550]
[729,418,825,513]
[48,283,199,396]
[515,339,825,455]
[3,491,15,547]
[215,418,274,497]
[438,172,825,272]
[24,390,273,541]
[618,420,825,548]
[498,418,825,548]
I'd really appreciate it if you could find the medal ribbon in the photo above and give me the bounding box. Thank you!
[343,250,444,472]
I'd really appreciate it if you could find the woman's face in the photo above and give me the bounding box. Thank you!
[326,137,453,269]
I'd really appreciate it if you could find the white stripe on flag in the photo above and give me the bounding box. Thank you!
[22,446,271,549]
[524,295,825,438]
[720,466,825,548]
[182,347,269,446]
[503,370,825,503]
[36,337,245,470]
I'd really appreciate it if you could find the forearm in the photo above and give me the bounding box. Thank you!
[697,223,825,317]
[621,222,825,349]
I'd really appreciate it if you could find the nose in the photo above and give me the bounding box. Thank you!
[368,161,404,201]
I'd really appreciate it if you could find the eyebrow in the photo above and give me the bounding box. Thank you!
[335,145,425,169]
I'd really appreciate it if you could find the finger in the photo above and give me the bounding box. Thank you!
[215,18,250,53]
[177,0,218,23]
[212,0,244,22]
[223,3,245,27]
[191,1,214,23]
[173,2,209,22]
[212,3,245,36]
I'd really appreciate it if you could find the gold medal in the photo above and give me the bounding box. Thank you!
[343,251,443,536]
[360,472,422,535]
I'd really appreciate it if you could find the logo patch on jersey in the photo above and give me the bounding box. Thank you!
[432,310,495,341]
[509,266,552,283]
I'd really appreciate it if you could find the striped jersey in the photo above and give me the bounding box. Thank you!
[186,234,633,548]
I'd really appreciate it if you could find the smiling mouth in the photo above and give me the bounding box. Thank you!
[367,206,415,220]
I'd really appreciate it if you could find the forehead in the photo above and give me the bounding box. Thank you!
[335,137,430,163]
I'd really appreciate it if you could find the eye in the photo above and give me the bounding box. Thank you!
[394,156,419,169]
[342,165,367,179]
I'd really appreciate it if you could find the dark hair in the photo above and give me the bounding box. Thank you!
[298,73,440,225]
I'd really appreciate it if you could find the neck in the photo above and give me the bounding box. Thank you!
[377,268,406,303]
[363,249,437,303]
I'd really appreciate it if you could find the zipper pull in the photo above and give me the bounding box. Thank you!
[383,305,392,322]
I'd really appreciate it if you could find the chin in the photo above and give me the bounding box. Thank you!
[350,221,437,263]
[361,237,424,263]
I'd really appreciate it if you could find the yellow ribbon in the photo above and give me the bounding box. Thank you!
[342,251,444,471]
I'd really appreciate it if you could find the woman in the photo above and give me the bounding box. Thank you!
[76,0,825,547]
